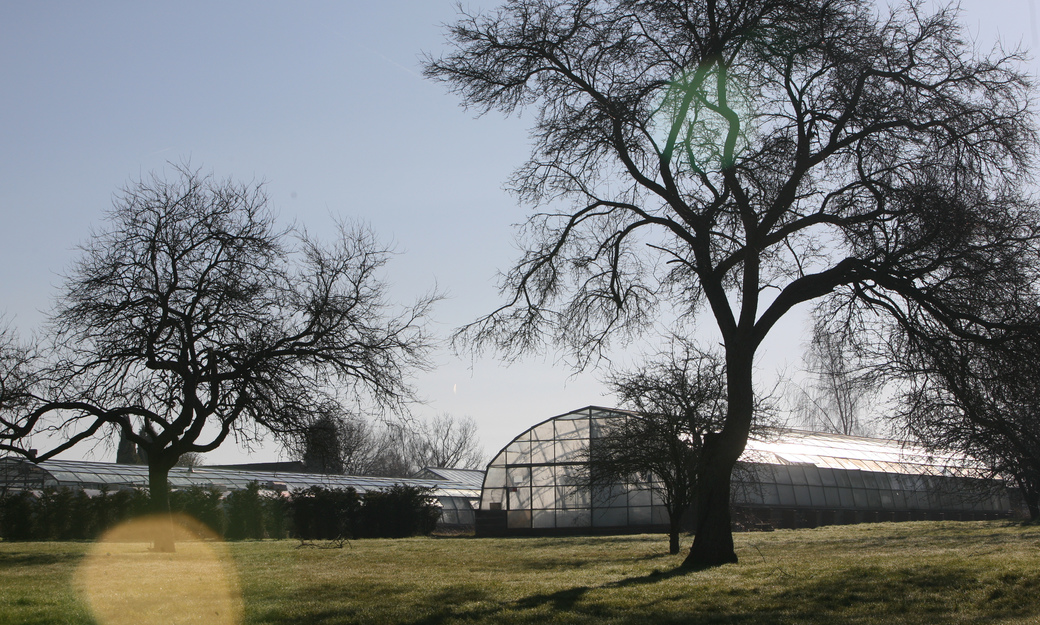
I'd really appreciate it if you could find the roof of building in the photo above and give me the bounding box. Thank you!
[0,457,481,500]
[415,467,486,489]
[488,405,991,479]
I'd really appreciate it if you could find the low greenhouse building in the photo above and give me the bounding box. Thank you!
[476,406,1012,536]
[0,457,481,530]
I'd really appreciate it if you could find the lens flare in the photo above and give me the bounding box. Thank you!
[75,514,243,625]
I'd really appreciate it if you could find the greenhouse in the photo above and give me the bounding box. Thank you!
[476,406,1013,536]
[0,457,481,529]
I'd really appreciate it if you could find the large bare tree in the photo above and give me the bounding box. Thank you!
[426,0,1038,567]
[0,166,437,548]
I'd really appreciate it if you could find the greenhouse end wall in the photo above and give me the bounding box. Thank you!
[476,406,1012,537]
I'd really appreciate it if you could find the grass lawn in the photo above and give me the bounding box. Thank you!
[1,521,1040,624]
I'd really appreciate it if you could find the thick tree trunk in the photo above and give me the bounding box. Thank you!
[683,438,739,568]
[683,342,754,569]
[147,457,176,552]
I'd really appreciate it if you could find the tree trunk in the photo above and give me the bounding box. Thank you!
[147,457,176,552]
[683,437,739,568]
[1022,483,1040,522]
[668,506,684,555]
[683,342,754,569]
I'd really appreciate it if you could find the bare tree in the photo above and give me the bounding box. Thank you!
[174,452,205,468]
[426,0,1038,567]
[292,412,486,477]
[789,325,876,436]
[880,313,1040,520]
[0,165,437,549]
[591,342,727,554]
[0,324,38,429]
[407,414,486,470]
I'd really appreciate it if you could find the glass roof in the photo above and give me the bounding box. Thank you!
[0,457,481,499]
[485,406,993,482]
[741,429,989,477]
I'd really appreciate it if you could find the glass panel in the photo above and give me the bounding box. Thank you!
[556,438,585,463]
[557,484,590,509]
[556,417,589,440]
[532,465,554,488]
[866,489,882,508]
[847,471,866,489]
[738,483,766,505]
[507,467,531,488]
[590,417,616,437]
[532,421,556,440]
[852,488,868,508]
[787,465,807,485]
[819,469,838,487]
[556,509,591,528]
[512,487,532,509]
[793,485,812,507]
[530,440,555,464]
[628,486,652,507]
[838,487,854,508]
[556,463,583,485]
[532,509,556,528]
[777,484,796,506]
[803,466,824,486]
[861,472,879,490]
[629,506,652,525]
[507,510,531,529]
[507,441,533,465]
[834,471,852,488]
[484,466,506,490]
[809,486,825,507]
[650,488,666,506]
[531,485,555,509]
[761,482,781,506]
[593,506,628,527]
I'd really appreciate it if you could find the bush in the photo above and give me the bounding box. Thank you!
[0,491,36,540]
[0,481,442,541]
[289,486,361,540]
[225,482,267,540]
[170,485,226,536]
[0,486,150,541]
[358,484,440,538]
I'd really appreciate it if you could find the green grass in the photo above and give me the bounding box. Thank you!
[3,521,1040,624]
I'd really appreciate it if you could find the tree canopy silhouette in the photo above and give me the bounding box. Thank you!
[0,166,437,548]
[426,0,1038,567]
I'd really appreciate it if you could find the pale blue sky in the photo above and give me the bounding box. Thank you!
[1,1,1037,463]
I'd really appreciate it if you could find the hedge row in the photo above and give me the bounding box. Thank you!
[0,483,439,541]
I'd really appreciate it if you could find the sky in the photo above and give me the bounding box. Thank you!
[1,0,1038,465]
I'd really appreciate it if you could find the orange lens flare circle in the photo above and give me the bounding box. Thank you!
[75,514,243,625]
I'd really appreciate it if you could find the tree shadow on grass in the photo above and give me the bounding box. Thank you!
[0,551,84,569]
[250,559,1040,625]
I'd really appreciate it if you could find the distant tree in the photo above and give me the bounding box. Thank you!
[174,452,205,469]
[789,325,876,437]
[115,429,142,465]
[291,412,485,477]
[0,165,436,550]
[590,342,727,554]
[298,409,346,475]
[427,0,1038,566]
[407,414,486,470]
